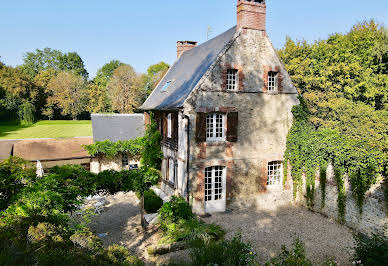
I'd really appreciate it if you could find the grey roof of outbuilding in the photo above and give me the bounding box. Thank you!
[141,26,237,111]
[91,114,145,142]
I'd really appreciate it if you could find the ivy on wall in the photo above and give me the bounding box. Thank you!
[284,97,386,219]
[84,113,163,170]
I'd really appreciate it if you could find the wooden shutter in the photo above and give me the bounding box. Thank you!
[195,112,206,143]
[162,113,167,139]
[226,112,238,142]
[172,112,178,141]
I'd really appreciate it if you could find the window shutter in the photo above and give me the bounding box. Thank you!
[195,112,206,143]
[227,112,238,142]
[162,113,167,139]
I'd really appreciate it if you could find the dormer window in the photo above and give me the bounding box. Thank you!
[268,71,278,92]
[226,69,238,91]
[161,81,171,92]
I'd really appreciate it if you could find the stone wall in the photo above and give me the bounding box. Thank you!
[294,163,388,237]
[90,155,139,174]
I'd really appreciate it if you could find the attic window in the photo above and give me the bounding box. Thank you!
[161,81,171,92]
[268,71,278,92]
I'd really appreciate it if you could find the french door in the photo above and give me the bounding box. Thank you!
[204,166,226,213]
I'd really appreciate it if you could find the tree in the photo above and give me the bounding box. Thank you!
[33,68,58,119]
[94,60,125,87]
[86,82,111,113]
[107,65,143,113]
[59,52,89,80]
[142,62,169,99]
[46,72,87,120]
[21,48,88,80]
[21,48,62,79]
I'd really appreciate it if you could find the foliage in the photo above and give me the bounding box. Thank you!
[46,71,87,119]
[334,168,346,222]
[159,196,194,231]
[143,189,163,213]
[107,65,144,113]
[18,101,35,125]
[0,157,35,210]
[94,60,126,87]
[266,237,312,266]
[84,138,144,159]
[189,233,256,266]
[141,114,163,169]
[353,233,388,266]
[0,159,161,265]
[141,61,170,99]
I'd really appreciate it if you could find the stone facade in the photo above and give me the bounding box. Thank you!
[181,29,299,213]
[294,163,388,237]
[90,154,139,174]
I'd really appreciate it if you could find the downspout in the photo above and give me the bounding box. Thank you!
[184,114,190,202]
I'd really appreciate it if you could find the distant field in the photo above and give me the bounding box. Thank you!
[0,120,92,140]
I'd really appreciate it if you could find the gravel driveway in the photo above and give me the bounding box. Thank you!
[88,193,355,265]
[203,202,355,265]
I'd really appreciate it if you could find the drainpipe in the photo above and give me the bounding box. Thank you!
[183,114,190,202]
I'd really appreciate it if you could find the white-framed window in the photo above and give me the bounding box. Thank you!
[206,113,225,141]
[122,154,129,168]
[268,71,278,92]
[205,166,224,202]
[267,161,283,186]
[226,69,238,91]
[167,113,172,138]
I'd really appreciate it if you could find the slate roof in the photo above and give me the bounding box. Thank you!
[91,114,145,142]
[141,26,237,111]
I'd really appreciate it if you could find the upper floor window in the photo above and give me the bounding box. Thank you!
[206,113,225,141]
[268,71,278,92]
[267,161,283,186]
[226,69,238,91]
[122,154,129,168]
[167,113,172,138]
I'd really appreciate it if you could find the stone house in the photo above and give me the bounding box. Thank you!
[141,0,299,214]
[90,114,144,174]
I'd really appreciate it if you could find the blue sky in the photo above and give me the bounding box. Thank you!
[0,0,387,78]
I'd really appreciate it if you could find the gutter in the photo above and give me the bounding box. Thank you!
[184,114,190,202]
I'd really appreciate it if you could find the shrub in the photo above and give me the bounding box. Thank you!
[190,233,256,266]
[353,233,388,266]
[159,196,194,230]
[266,237,312,266]
[143,189,163,213]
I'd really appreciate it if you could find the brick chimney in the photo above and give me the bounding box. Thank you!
[237,0,266,31]
[177,41,197,58]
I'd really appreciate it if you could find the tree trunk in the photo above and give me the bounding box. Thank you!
[140,193,145,229]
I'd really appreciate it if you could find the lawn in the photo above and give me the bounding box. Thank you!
[0,120,92,140]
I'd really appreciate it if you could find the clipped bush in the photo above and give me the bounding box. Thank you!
[353,233,388,266]
[266,237,312,266]
[190,233,256,266]
[143,189,163,213]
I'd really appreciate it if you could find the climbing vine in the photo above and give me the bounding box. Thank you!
[84,113,163,169]
[284,97,386,217]
[334,168,346,223]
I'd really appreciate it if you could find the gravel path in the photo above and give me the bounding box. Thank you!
[88,193,355,265]
[203,203,355,265]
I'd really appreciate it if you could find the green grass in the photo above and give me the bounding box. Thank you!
[0,120,92,139]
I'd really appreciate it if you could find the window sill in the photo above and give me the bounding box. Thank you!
[267,91,279,95]
[205,140,229,146]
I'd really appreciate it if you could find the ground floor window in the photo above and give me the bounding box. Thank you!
[205,166,224,202]
[122,154,129,167]
[267,161,283,186]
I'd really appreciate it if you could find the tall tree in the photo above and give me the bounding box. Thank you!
[21,48,62,79]
[142,62,169,99]
[107,65,143,113]
[86,82,111,113]
[59,52,89,79]
[46,72,87,120]
[21,48,88,80]
[94,60,125,87]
